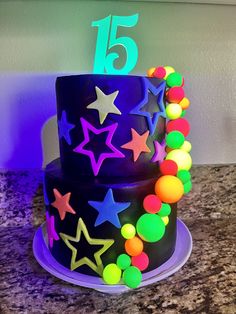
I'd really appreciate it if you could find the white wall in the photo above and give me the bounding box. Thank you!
[0,0,236,168]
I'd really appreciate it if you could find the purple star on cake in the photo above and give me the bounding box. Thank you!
[73,118,125,176]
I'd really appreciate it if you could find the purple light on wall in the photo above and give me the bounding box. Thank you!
[0,74,58,169]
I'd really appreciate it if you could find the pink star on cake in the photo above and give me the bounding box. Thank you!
[121,129,151,162]
[51,188,76,220]
[151,140,166,162]
[73,118,125,176]
[46,212,59,248]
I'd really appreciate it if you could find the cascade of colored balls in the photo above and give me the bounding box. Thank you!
[147,65,192,199]
[102,65,192,289]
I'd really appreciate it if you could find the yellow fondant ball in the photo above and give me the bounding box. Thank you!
[164,66,175,80]
[147,67,155,77]
[180,140,192,153]
[121,224,136,239]
[103,263,121,285]
[161,216,169,226]
[166,149,192,171]
[179,97,190,110]
[166,103,182,120]
[155,175,184,203]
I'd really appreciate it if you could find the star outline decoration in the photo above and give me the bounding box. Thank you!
[129,78,166,136]
[88,188,131,228]
[73,118,125,176]
[60,217,114,275]
[51,188,76,220]
[58,110,75,145]
[46,212,59,248]
[86,86,122,124]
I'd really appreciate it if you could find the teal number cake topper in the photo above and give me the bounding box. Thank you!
[92,14,139,74]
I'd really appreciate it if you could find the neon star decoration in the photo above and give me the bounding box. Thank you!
[87,86,122,124]
[51,188,76,220]
[130,78,166,135]
[58,110,75,145]
[60,218,114,275]
[151,140,166,163]
[73,118,125,176]
[121,128,151,162]
[46,212,59,248]
[88,189,131,228]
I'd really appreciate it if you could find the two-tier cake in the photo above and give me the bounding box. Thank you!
[43,66,192,288]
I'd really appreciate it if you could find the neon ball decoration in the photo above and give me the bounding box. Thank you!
[166,86,185,103]
[160,160,178,176]
[177,169,191,184]
[103,263,121,285]
[184,180,192,194]
[155,175,184,203]
[181,110,186,118]
[136,213,165,242]
[164,66,175,79]
[121,223,136,239]
[166,118,190,137]
[153,66,166,79]
[125,236,143,256]
[180,140,192,153]
[131,252,149,271]
[158,203,171,217]
[166,103,182,120]
[161,216,169,226]
[122,266,142,289]
[147,67,155,77]
[166,131,185,149]
[166,149,192,171]
[166,72,183,88]
[117,254,131,270]
[179,97,190,110]
[143,194,162,214]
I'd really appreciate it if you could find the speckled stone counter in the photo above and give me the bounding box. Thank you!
[0,165,235,314]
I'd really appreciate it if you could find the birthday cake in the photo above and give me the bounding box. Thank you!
[43,66,192,289]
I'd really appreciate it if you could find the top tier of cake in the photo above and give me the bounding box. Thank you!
[56,74,167,178]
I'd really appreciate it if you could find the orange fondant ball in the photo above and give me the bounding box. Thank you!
[147,67,156,77]
[125,236,143,256]
[155,175,184,203]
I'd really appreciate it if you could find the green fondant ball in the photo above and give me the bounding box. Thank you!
[166,131,185,149]
[122,266,142,289]
[136,213,165,242]
[177,170,191,184]
[184,180,192,194]
[166,72,183,87]
[158,203,171,217]
[117,254,131,270]
[103,263,121,285]
[181,110,186,117]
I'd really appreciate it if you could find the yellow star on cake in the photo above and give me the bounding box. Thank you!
[59,218,114,275]
[87,86,121,124]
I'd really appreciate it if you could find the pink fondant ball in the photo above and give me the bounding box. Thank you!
[166,87,185,103]
[143,194,162,213]
[131,252,149,271]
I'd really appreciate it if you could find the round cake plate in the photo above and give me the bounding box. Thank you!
[33,218,192,294]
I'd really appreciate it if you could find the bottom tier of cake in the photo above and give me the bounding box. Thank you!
[44,159,177,279]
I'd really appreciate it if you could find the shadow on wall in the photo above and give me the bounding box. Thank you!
[0,74,59,169]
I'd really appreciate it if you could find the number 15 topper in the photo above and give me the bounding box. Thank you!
[92,14,139,75]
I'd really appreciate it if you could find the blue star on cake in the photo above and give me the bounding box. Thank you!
[130,78,166,135]
[88,189,131,228]
[58,110,75,145]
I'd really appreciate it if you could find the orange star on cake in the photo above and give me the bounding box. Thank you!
[51,188,76,220]
[121,129,151,162]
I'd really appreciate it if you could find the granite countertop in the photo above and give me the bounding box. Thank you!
[0,165,235,314]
